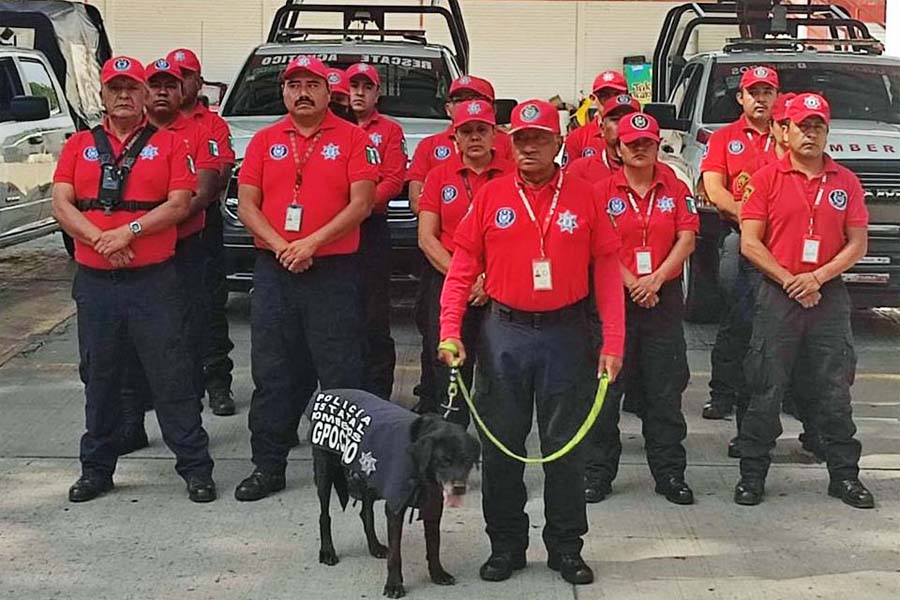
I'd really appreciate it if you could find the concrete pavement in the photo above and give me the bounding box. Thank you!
[1,238,899,600]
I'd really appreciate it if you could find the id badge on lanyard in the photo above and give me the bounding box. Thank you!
[635,247,653,275]
[801,176,827,265]
[518,172,564,292]
[627,189,656,276]
[285,203,303,232]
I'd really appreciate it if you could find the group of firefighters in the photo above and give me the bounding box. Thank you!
[51,49,874,586]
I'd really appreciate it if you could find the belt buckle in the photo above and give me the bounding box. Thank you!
[532,312,543,329]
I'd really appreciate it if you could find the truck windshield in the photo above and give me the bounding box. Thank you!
[222,51,452,120]
[703,61,900,125]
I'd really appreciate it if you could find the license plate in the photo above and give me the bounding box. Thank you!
[841,273,890,285]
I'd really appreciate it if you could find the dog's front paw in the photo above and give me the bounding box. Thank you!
[383,580,406,598]
[369,542,388,559]
[319,548,339,566]
[429,568,456,586]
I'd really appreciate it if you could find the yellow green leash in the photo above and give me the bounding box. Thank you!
[438,341,609,465]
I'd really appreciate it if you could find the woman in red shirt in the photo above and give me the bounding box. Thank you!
[416,100,513,426]
[587,112,699,506]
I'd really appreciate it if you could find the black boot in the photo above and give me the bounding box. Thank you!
[68,475,113,503]
[479,552,526,582]
[208,387,236,416]
[548,553,594,585]
[828,479,875,509]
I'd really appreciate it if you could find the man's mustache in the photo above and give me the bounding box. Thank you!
[294,97,315,107]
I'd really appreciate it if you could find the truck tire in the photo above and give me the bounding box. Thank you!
[682,246,722,323]
[61,231,75,259]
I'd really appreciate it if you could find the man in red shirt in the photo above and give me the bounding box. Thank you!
[417,100,514,426]
[51,56,215,503]
[167,48,236,416]
[234,55,378,501]
[347,62,407,400]
[566,94,640,182]
[407,75,513,211]
[587,113,698,505]
[326,67,353,119]
[700,66,779,428]
[737,93,873,509]
[117,58,225,453]
[563,70,628,166]
[438,100,624,585]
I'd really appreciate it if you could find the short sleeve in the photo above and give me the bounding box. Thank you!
[700,128,727,174]
[452,184,487,256]
[347,127,380,184]
[237,131,266,187]
[673,179,700,233]
[590,183,620,257]
[406,137,433,183]
[739,170,771,222]
[53,133,82,184]
[845,175,869,228]
[167,131,198,192]
[193,123,219,171]
[418,169,442,215]
[210,114,236,164]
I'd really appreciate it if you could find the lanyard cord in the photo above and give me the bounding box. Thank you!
[516,171,565,259]
[626,188,657,247]
[287,130,324,204]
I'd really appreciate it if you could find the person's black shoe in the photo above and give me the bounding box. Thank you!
[584,478,612,504]
[68,475,113,503]
[702,402,733,420]
[208,388,236,416]
[234,470,286,502]
[548,553,594,585]
[655,476,695,505]
[734,480,765,506]
[479,553,526,582]
[187,475,217,503]
[727,437,741,459]
[828,479,875,509]
[799,433,826,463]
[117,426,149,455]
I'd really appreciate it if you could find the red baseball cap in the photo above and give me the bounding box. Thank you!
[772,92,797,122]
[787,93,831,125]
[592,70,628,94]
[167,48,201,74]
[326,68,350,96]
[145,58,183,81]
[449,75,495,102]
[618,112,661,144]
[602,94,641,118]
[281,55,329,82]
[509,99,560,135]
[453,100,496,129]
[346,63,380,87]
[740,65,779,90]
[101,56,146,85]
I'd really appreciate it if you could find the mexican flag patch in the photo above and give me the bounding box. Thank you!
[366,146,381,165]
[686,195,698,214]
[186,154,196,174]
[209,139,220,158]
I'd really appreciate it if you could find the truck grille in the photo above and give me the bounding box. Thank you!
[839,160,900,206]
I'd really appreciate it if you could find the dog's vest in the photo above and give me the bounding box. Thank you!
[307,389,418,513]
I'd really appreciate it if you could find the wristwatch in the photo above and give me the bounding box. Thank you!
[128,220,143,236]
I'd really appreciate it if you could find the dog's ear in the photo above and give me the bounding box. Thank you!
[410,434,435,481]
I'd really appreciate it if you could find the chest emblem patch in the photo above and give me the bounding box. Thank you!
[829,189,848,211]
[495,207,516,228]
[557,210,578,234]
[322,143,341,161]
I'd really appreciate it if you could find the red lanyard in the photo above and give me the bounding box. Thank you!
[795,174,828,235]
[516,171,565,259]
[287,130,324,203]
[460,168,496,202]
[626,188,657,247]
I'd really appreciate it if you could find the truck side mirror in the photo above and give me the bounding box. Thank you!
[494,99,517,126]
[10,96,51,122]
[644,102,690,132]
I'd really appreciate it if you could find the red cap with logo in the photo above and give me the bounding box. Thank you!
[740,65,779,90]
[346,63,380,87]
[618,112,661,144]
[453,99,496,128]
[145,57,183,81]
[166,48,201,74]
[787,93,831,125]
[326,68,350,96]
[101,56,146,85]
[592,70,628,94]
[449,75,496,102]
[509,99,560,135]
[281,55,330,82]
[772,92,797,122]
[602,94,641,118]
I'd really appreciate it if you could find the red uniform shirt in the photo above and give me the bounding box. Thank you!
[406,127,513,183]
[54,119,197,270]
[418,153,514,252]
[440,170,625,356]
[563,118,604,168]
[741,153,868,275]
[597,167,699,279]
[700,115,777,200]
[185,103,235,168]
[567,147,620,182]
[358,111,407,213]
[238,111,379,256]
[166,115,219,239]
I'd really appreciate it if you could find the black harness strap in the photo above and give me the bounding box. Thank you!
[91,124,158,168]
[86,124,160,214]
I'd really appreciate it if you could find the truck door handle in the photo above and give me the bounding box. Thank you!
[27,134,44,145]
[5,195,22,204]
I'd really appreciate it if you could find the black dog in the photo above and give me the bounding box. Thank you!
[310,391,480,599]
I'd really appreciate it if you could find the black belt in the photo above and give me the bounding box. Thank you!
[77,260,171,280]
[490,299,586,329]
[76,198,166,212]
